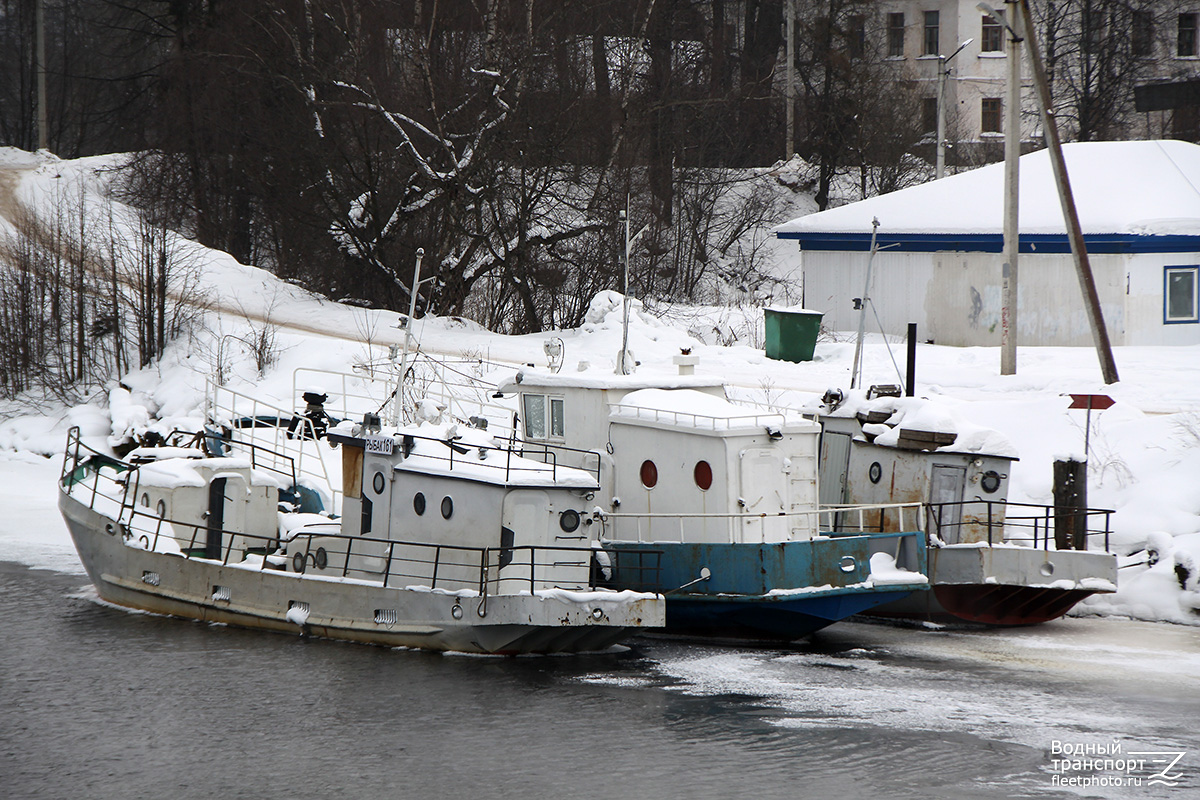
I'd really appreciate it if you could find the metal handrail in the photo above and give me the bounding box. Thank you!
[206,380,339,510]
[924,499,1113,552]
[392,431,602,486]
[60,428,636,595]
[608,401,793,431]
[599,501,924,544]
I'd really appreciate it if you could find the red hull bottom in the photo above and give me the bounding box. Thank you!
[868,584,1098,626]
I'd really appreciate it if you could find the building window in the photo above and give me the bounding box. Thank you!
[922,97,938,134]
[1180,13,1198,57]
[848,15,866,60]
[1132,11,1153,58]
[888,13,905,58]
[522,394,565,439]
[981,15,1002,52]
[1165,266,1199,323]
[981,97,1002,133]
[924,10,940,56]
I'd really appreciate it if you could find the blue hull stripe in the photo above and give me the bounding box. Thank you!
[606,535,926,640]
[775,231,1200,255]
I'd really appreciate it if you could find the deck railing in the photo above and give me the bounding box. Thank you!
[924,499,1113,552]
[597,502,925,545]
[59,428,635,605]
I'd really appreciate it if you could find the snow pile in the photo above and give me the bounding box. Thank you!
[867,552,929,587]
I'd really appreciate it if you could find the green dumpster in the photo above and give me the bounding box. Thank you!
[764,307,823,363]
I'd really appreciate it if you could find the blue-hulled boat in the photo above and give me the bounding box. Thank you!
[499,363,928,641]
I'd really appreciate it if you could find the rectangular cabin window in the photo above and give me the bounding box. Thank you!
[1165,266,1199,323]
[522,393,565,439]
[523,394,547,439]
[550,397,565,437]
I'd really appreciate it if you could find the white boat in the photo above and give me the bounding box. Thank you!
[497,362,930,641]
[57,419,664,655]
[818,394,1118,624]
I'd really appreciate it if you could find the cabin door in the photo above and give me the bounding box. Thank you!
[818,432,851,506]
[817,431,852,533]
[205,478,227,559]
[502,491,561,589]
[928,464,966,544]
[739,448,788,542]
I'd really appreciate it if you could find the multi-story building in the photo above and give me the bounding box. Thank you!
[870,1,1200,163]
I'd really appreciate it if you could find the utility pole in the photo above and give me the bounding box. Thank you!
[979,1,1023,376]
[1017,0,1118,384]
[1002,0,1021,376]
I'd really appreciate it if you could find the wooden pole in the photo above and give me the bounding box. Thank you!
[1018,0,1119,384]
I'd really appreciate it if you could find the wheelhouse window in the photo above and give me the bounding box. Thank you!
[981,97,1002,133]
[923,10,940,56]
[522,393,565,439]
[887,13,905,58]
[1166,266,1199,323]
[981,15,1002,52]
[1180,13,1198,57]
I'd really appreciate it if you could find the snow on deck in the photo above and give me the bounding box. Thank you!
[611,388,817,433]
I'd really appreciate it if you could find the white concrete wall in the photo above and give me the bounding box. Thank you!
[1127,254,1200,345]
[799,248,1162,347]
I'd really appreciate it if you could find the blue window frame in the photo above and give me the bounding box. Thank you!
[1165,266,1199,323]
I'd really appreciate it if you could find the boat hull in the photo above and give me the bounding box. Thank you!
[867,544,1118,626]
[60,491,661,655]
[605,535,926,641]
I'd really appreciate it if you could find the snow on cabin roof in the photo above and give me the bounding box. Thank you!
[392,425,598,489]
[610,388,818,434]
[501,368,724,393]
[134,456,286,489]
[775,140,1200,253]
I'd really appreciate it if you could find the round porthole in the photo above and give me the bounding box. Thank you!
[372,471,386,495]
[868,462,882,484]
[640,460,658,489]
[981,470,1002,494]
[156,499,166,518]
[441,496,454,519]
[413,492,426,515]
[694,460,713,491]
[314,547,328,570]
[560,509,581,533]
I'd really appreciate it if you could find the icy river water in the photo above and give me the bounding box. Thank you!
[2,561,1199,800]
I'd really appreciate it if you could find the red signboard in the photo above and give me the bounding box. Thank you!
[1067,394,1115,410]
